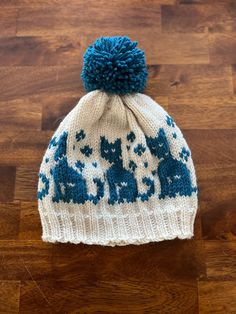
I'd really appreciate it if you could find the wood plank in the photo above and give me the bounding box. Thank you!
[0,33,209,66]
[19,202,41,240]
[198,281,236,313]
[0,130,52,165]
[161,2,236,33]
[0,202,20,240]
[0,241,53,280]
[0,8,17,36]
[145,33,209,64]
[169,97,236,129]
[20,279,198,313]
[42,95,79,131]
[0,0,17,5]
[52,240,205,283]
[0,36,85,66]
[136,33,209,64]
[15,165,39,201]
[146,65,233,99]
[205,241,236,280]
[17,0,176,6]
[197,164,236,240]
[0,98,42,131]
[208,33,236,65]
[232,65,236,95]
[0,66,83,102]
[0,281,20,314]
[17,1,161,36]
[0,166,16,201]
[0,64,232,103]
[184,130,236,165]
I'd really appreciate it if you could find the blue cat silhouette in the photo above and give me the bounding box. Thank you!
[52,132,104,204]
[100,136,154,204]
[101,136,138,204]
[145,128,196,199]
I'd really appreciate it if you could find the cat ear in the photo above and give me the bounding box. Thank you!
[158,128,166,137]
[145,135,151,148]
[113,138,121,147]
[100,136,108,146]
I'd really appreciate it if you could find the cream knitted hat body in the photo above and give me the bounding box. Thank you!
[38,36,198,246]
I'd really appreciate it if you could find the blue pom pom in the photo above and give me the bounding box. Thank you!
[81,36,148,95]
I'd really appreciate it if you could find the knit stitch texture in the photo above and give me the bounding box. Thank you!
[38,91,198,246]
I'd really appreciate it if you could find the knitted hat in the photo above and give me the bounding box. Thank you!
[38,36,198,246]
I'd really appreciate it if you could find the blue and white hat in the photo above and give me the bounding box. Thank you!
[38,36,198,246]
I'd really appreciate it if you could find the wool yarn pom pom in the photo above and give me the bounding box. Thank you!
[81,36,148,95]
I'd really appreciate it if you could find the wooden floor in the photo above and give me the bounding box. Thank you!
[0,0,236,313]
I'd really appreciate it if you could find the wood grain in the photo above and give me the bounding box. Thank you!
[0,130,52,165]
[169,97,236,129]
[208,33,236,65]
[184,130,236,165]
[0,8,17,36]
[0,281,20,314]
[15,165,40,201]
[0,99,42,131]
[41,95,79,131]
[20,279,198,313]
[0,66,82,102]
[17,1,161,36]
[19,202,41,240]
[0,166,16,201]
[147,65,233,99]
[0,202,20,240]
[0,0,235,312]
[197,164,236,240]
[162,1,236,33]
[0,33,210,66]
[198,281,236,313]
[0,241,53,281]
[204,241,236,279]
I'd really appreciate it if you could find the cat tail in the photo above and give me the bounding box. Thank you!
[88,178,105,205]
[138,177,155,202]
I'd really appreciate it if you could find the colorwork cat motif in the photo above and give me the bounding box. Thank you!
[52,132,104,204]
[100,136,138,204]
[145,128,197,199]
[100,136,154,204]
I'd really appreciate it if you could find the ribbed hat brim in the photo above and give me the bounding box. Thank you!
[39,195,197,246]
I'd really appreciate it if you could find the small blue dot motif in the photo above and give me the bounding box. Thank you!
[152,170,157,176]
[144,161,148,168]
[172,132,177,139]
[73,145,75,150]
[76,129,86,142]
[126,145,130,151]
[129,160,137,171]
[92,162,97,168]
[45,158,49,163]
[75,160,85,171]
[166,115,175,127]
[127,131,136,142]
[134,144,146,156]
[179,147,190,162]
[80,145,93,157]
